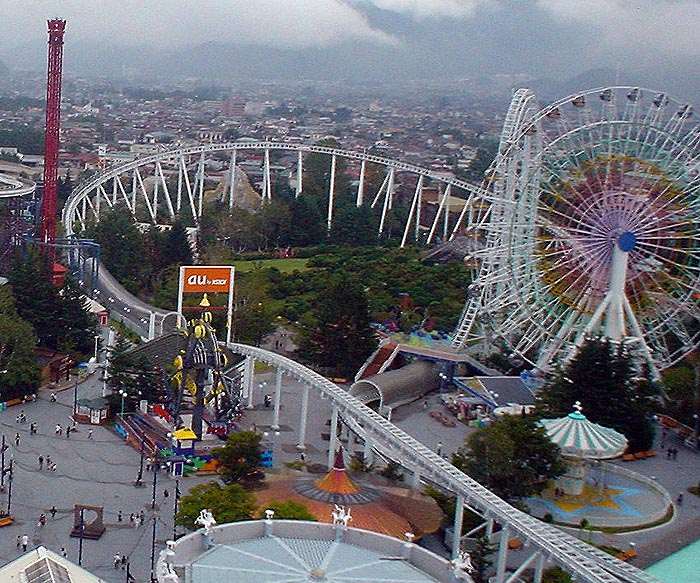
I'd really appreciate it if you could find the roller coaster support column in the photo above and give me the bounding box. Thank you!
[495,525,511,583]
[410,467,421,489]
[534,553,545,583]
[328,406,339,469]
[245,357,255,409]
[295,150,303,198]
[356,159,366,206]
[297,385,309,450]
[148,312,156,341]
[228,149,237,209]
[271,368,283,431]
[363,435,374,467]
[327,155,336,233]
[452,495,466,560]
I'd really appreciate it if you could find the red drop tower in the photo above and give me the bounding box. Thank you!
[40,18,66,261]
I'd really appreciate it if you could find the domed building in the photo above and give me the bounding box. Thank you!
[155,513,474,583]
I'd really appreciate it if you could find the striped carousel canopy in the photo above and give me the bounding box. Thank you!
[539,402,627,459]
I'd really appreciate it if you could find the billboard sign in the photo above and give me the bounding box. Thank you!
[181,266,233,293]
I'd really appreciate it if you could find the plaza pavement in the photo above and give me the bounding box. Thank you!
[1,341,699,580]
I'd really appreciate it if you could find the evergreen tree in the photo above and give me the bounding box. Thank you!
[296,275,377,378]
[163,220,194,267]
[0,286,41,400]
[89,208,147,290]
[8,251,97,357]
[535,337,658,452]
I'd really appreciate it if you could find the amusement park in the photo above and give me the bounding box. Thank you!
[1,16,700,583]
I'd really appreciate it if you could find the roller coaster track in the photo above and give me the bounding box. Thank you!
[227,343,662,583]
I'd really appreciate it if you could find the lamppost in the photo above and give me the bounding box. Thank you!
[119,389,127,417]
[93,334,100,363]
[0,435,6,488]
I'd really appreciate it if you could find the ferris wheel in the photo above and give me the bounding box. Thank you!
[453,86,700,377]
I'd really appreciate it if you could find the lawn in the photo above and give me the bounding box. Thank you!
[231,258,310,274]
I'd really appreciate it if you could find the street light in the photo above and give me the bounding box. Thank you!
[119,390,127,417]
[93,334,100,363]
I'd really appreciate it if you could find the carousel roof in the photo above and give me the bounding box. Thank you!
[539,402,627,459]
[255,449,441,539]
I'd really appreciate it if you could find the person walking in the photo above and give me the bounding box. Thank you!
[65,426,71,439]
[436,441,443,456]
[61,547,67,557]
[38,455,44,470]
[50,506,57,519]
[88,429,93,439]
[113,553,121,568]
[38,513,47,527]
[55,424,62,436]
[21,534,29,552]
[14,433,20,447]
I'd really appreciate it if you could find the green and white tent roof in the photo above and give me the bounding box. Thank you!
[539,402,627,459]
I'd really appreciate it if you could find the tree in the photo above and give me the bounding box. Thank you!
[452,415,565,502]
[8,251,98,356]
[263,500,317,521]
[0,287,41,401]
[469,535,496,583]
[211,431,264,485]
[536,337,658,452]
[175,481,256,530]
[88,208,148,292]
[163,220,194,267]
[296,275,377,378]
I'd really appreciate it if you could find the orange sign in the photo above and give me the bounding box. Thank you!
[181,266,232,293]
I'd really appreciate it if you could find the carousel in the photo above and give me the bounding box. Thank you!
[539,402,628,496]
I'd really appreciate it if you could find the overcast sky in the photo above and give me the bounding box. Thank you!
[1,1,698,96]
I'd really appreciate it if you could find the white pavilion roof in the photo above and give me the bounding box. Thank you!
[539,403,627,459]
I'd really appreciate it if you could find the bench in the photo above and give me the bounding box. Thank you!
[0,516,14,527]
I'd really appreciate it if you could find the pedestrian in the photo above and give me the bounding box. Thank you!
[39,513,47,527]
[88,429,93,439]
[50,392,57,402]
[38,455,44,470]
[21,534,28,552]
[139,510,145,523]
[61,547,67,557]
[436,441,443,456]
[666,448,672,459]
[14,433,20,446]
[49,462,57,472]
[50,506,57,519]
[65,426,71,439]
[677,493,684,506]
[117,510,123,522]
[55,424,62,436]
[30,423,37,435]
[16,414,20,424]
[113,553,121,568]
[423,399,428,409]
[46,454,51,468]
[16,535,21,548]
[163,488,169,499]
[300,452,306,462]
[121,554,129,569]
